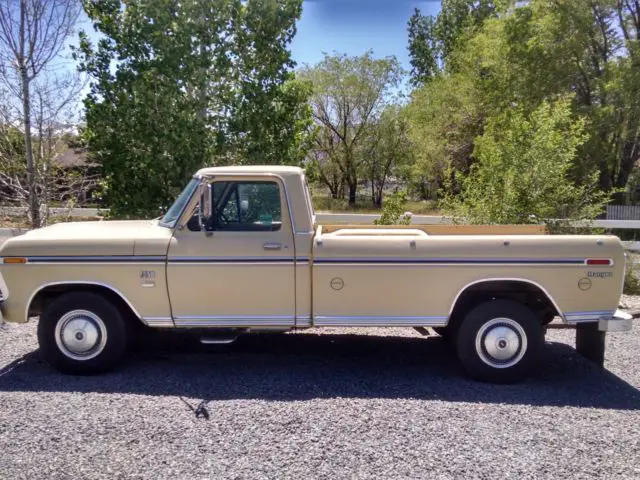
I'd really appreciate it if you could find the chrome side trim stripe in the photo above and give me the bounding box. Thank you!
[174,315,295,328]
[313,315,448,327]
[295,315,312,327]
[142,316,175,328]
[565,310,616,323]
[313,257,587,265]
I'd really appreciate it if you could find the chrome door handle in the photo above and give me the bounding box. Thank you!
[263,242,282,251]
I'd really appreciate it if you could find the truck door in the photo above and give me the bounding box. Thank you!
[166,176,296,328]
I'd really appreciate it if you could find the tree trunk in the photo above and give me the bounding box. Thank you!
[18,0,39,227]
[374,186,383,208]
[615,138,639,197]
[348,181,357,206]
[417,181,428,201]
[20,68,39,228]
[370,178,375,206]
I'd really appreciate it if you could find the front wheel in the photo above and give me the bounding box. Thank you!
[455,299,543,383]
[38,292,128,374]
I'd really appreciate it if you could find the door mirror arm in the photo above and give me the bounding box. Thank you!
[198,182,213,236]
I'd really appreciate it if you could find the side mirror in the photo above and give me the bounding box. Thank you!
[198,182,213,234]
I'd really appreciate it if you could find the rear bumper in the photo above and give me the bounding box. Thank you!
[598,309,633,332]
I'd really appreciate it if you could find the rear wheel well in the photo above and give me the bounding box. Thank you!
[448,280,560,330]
[28,283,141,325]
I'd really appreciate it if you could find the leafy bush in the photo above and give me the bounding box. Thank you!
[374,191,412,225]
[440,98,610,229]
[624,258,640,295]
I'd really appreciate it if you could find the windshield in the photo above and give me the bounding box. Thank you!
[159,178,199,227]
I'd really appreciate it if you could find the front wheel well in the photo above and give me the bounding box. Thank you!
[448,280,560,329]
[28,283,142,324]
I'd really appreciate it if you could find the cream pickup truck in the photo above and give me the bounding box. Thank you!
[0,166,633,382]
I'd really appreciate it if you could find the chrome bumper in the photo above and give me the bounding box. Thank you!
[598,309,633,332]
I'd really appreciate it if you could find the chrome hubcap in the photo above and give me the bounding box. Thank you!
[475,317,527,369]
[55,310,107,361]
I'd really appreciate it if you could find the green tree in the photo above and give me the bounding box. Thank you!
[407,0,640,206]
[441,98,609,227]
[405,72,481,199]
[299,51,403,205]
[453,0,640,194]
[362,105,413,207]
[221,0,312,165]
[77,0,309,218]
[407,0,498,84]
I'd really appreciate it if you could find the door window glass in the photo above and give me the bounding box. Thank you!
[212,181,282,231]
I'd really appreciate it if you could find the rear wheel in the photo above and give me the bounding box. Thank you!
[455,299,543,383]
[38,292,128,374]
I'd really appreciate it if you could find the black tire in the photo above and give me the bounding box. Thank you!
[455,299,543,383]
[434,318,462,348]
[37,292,128,374]
[433,326,449,338]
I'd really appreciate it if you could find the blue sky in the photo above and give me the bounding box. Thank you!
[74,1,441,71]
[292,1,441,69]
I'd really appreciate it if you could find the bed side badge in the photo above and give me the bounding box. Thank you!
[330,277,344,291]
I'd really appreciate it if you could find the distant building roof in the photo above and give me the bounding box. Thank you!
[53,148,91,168]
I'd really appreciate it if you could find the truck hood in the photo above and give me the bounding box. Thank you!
[0,220,174,258]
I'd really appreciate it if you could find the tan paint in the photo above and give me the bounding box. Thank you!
[0,166,625,331]
[312,232,623,321]
[166,174,296,324]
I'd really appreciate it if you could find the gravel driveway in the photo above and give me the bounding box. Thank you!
[1,304,640,480]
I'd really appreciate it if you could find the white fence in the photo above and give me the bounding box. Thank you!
[314,213,640,229]
[3,204,640,226]
[3,210,640,233]
[607,205,640,220]
[0,206,103,218]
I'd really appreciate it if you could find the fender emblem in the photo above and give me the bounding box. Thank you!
[140,270,156,287]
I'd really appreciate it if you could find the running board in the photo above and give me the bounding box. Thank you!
[199,336,238,345]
